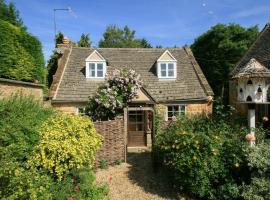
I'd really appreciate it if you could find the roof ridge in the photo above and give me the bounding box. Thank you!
[72,47,184,50]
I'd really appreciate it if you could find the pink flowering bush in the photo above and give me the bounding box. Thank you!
[86,68,142,120]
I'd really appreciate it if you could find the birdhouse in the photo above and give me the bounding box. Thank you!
[233,58,270,104]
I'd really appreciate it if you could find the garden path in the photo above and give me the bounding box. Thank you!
[96,152,183,200]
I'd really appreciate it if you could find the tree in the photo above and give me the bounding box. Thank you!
[55,31,64,47]
[0,19,45,82]
[78,33,91,47]
[99,25,152,48]
[0,0,45,83]
[191,23,258,103]
[0,0,23,27]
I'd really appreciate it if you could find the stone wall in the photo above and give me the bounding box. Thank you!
[94,119,126,166]
[0,78,43,100]
[156,102,213,121]
[186,102,213,116]
[52,102,87,114]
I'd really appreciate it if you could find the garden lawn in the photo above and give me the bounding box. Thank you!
[96,152,188,200]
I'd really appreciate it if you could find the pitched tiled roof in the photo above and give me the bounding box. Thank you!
[53,47,213,103]
[231,23,270,77]
[232,58,270,78]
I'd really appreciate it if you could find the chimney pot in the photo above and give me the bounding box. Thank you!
[63,37,70,44]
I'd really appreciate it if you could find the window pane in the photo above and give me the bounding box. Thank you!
[161,71,166,77]
[97,70,103,77]
[173,106,179,111]
[168,106,172,111]
[168,63,174,70]
[161,64,166,70]
[90,63,95,77]
[91,70,95,77]
[168,112,173,117]
[168,70,174,77]
[180,106,185,113]
[97,63,103,70]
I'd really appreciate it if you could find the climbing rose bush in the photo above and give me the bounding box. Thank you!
[86,68,142,120]
[29,113,102,179]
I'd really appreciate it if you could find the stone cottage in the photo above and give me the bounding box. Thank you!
[49,42,213,148]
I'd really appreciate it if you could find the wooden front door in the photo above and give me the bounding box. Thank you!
[128,111,146,146]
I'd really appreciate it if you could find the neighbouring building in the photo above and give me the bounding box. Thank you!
[230,23,270,122]
[0,78,44,101]
[49,42,213,148]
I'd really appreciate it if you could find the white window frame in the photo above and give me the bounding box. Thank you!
[166,104,186,121]
[86,61,106,79]
[157,61,177,79]
[77,107,86,115]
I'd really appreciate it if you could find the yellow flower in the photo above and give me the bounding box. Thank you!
[234,163,240,168]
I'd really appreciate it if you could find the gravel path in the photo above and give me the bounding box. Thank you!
[96,152,181,200]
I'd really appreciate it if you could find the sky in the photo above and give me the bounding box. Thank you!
[7,0,270,62]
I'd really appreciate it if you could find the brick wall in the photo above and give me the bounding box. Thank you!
[94,119,126,166]
[0,78,43,100]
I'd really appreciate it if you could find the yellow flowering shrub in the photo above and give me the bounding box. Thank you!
[29,113,102,179]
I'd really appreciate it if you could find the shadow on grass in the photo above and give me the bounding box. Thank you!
[127,152,178,199]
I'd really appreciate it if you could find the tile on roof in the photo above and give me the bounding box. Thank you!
[231,23,270,77]
[53,47,213,103]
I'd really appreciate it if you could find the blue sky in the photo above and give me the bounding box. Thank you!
[8,0,270,61]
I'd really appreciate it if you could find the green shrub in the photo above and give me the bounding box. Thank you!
[242,142,270,200]
[29,113,103,179]
[99,159,109,169]
[50,168,108,200]
[0,94,54,199]
[154,115,251,199]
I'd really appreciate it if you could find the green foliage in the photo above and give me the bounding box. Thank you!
[99,25,152,48]
[0,19,45,83]
[29,113,103,179]
[99,159,109,169]
[0,95,107,199]
[86,68,142,120]
[154,113,253,199]
[113,159,122,166]
[78,33,92,47]
[242,142,270,200]
[50,168,108,200]
[55,31,64,47]
[46,51,59,87]
[0,94,54,199]
[191,23,259,103]
[0,0,23,27]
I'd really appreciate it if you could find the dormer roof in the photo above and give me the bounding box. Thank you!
[85,50,106,62]
[157,50,177,62]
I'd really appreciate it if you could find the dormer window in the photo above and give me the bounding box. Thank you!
[156,50,177,79]
[88,62,105,78]
[159,62,176,78]
[85,50,106,79]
